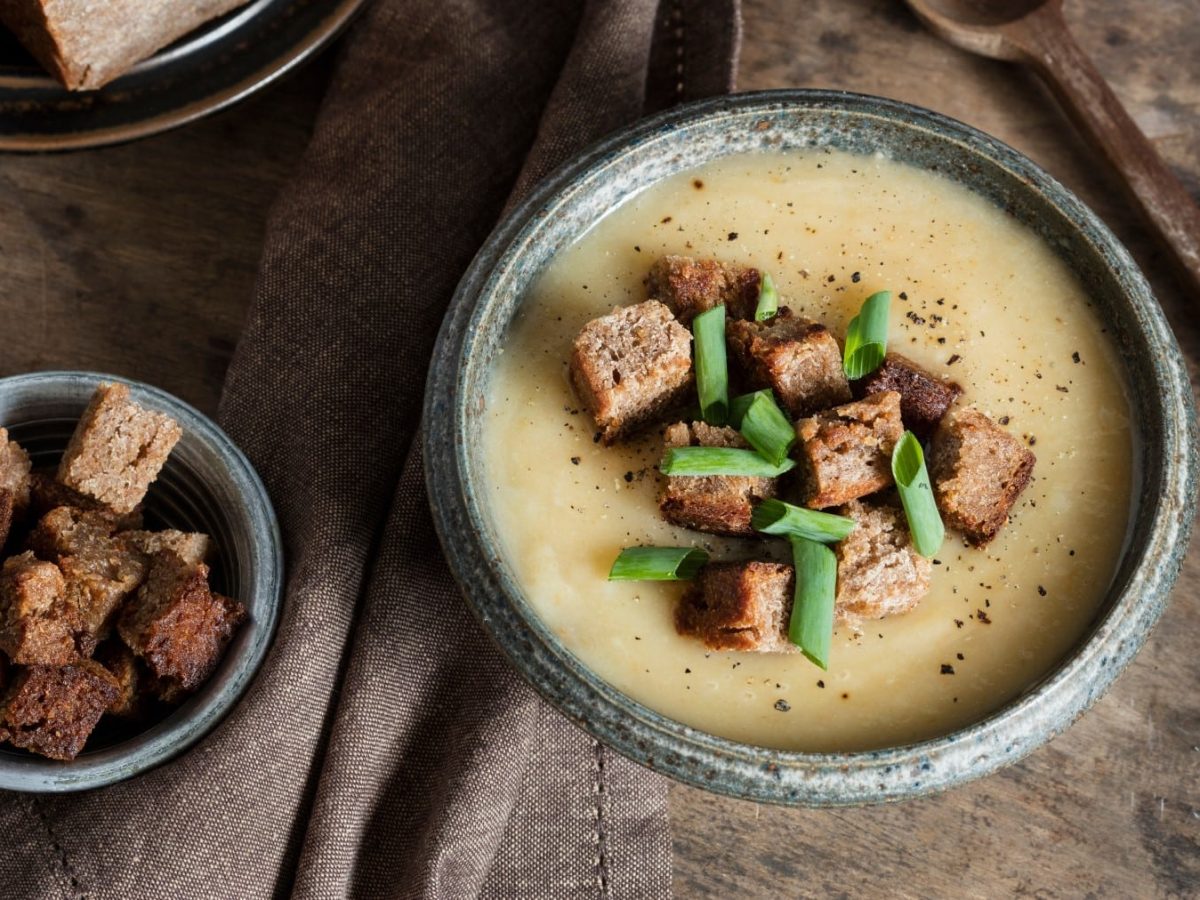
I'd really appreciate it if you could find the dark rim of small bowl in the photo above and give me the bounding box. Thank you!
[0,371,282,792]
[423,90,1198,806]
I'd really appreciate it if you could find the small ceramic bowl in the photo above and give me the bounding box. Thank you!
[0,371,282,792]
[424,90,1198,805]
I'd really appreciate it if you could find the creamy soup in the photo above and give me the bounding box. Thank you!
[481,149,1133,752]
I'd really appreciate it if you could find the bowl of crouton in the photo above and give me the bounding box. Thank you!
[0,372,282,791]
[424,90,1197,805]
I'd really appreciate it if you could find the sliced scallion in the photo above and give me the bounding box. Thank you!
[751,498,855,544]
[739,391,795,467]
[755,272,779,321]
[660,446,796,478]
[693,305,728,426]
[728,389,773,429]
[787,536,837,670]
[608,546,709,581]
[843,290,891,380]
[891,430,944,557]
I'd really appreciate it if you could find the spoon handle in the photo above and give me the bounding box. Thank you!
[1016,7,1200,300]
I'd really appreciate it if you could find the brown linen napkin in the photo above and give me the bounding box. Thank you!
[0,1,739,896]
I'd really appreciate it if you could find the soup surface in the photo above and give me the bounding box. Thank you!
[481,149,1133,752]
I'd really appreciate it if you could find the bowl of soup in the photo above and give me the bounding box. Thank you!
[422,90,1197,805]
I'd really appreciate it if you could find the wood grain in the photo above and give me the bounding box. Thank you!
[0,1,1197,896]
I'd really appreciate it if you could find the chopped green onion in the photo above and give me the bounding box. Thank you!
[891,431,944,557]
[754,272,779,321]
[728,389,774,428]
[693,305,728,426]
[751,498,855,544]
[660,447,796,478]
[608,546,709,581]
[738,392,795,467]
[788,536,837,670]
[843,290,891,379]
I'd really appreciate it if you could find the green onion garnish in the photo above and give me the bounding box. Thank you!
[891,431,944,557]
[751,498,855,544]
[787,536,837,670]
[738,391,795,467]
[754,272,779,321]
[608,546,709,581]
[693,305,729,426]
[660,447,796,478]
[728,389,773,428]
[843,290,891,379]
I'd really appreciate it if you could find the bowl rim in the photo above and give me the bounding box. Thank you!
[423,89,1198,806]
[0,370,283,792]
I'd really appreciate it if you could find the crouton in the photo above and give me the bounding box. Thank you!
[57,382,182,514]
[659,422,780,535]
[835,500,931,628]
[855,352,962,436]
[0,551,82,664]
[121,529,211,567]
[929,407,1036,546]
[646,255,761,324]
[27,470,144,530]
[0,428,32,517]
[0,662,119,760]
[675,561,796,652]
[795,391,903,508]
[94,641,143,718]
[27,505,121,560]
[570,300,694,444]
[118,551,246,692]
[726,310,852,417]
[0,490,12,550]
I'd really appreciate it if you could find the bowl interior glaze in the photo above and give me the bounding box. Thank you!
[0,372,282,792]
[424,90,1197,806]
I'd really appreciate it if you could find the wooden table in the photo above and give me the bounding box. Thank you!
[2,1,1197,895]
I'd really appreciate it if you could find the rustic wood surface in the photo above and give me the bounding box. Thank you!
[1,0,1198,896]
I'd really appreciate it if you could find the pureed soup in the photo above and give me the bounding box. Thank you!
[481,149,1133,752]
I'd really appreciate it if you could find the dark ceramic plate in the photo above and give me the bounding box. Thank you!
[0,0,364,151]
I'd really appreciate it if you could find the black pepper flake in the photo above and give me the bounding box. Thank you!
[977,609,992,624]
[623,471,634,483]
[827,274,836,283]
[777,251,784,261]
[841,693,850,700]
[634,245,641,252]
[816,680,825,689]
[693,179,704,189]
[954,619,964,628]
[899,291,908,300]
[998,415,1010,425]
[570,456,581,465]
[947,354,961,365]
[937,337,946,344]
[727,231,739,241]
[956,652,964,660]
[660,216,672,224]
[1056,385,1069,393]
[1072,351,1081,363]
[1028,436,1037,446]
[684,668,691,674]
[906,311,927,325]
[851,271,862,283]
[941,664,956,675]
[593,431,602,444]
[774,699,791,712]
[1038,585,1047,596]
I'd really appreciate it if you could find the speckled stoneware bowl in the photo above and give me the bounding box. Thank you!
[424,90,1198,806]
[0,372,282,792]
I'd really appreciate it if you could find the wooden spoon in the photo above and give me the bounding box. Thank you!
[904,0,1200,300]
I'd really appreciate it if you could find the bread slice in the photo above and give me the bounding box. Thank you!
[0,0,252,91]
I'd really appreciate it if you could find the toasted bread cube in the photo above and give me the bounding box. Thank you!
[929,407,1036,546]
[0,428,32,518]
[0,552,82,664]
[27,471,144,530]
[121,529,211,567]
[835,501,931,628]
[0,490,12,550]
[855,352,962,437]
[58,382,182,514]
[0,662,118,760]
[27,506,121,560]
[118,551,246,692]
[795,392,903,509]
[727,310,852,417]
[570,300,693,444]
[94,641,144,718]
[676,561,796,653]
[646,255,762,325]
[659,422,780,535]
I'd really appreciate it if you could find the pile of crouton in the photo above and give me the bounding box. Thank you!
[0,383,246,761]
[570,255,1036,651]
